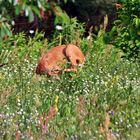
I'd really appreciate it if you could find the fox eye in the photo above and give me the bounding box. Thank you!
[76,59,80,64]
[52,69,60,72]
[53,69,59,72]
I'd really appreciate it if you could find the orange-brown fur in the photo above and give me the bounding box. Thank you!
[36,44,85,76]
[115,3,123,10]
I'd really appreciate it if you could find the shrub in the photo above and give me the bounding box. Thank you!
[0,0,69,38]
[109,0,140,61]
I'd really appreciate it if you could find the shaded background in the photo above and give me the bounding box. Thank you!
[12,0,119,37]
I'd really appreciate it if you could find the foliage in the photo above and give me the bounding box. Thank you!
[109,0,140,61]
[0,0,69,38]
[0,21,140,140]
[53,17,85,45]
[0,0,122,39]
[0,31,46,66]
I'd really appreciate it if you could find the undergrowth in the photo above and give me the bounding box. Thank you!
[0,21,140,140]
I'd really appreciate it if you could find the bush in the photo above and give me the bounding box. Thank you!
[109,0,140,61]
[0,0,69,38]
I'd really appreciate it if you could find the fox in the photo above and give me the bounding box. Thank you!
[36,44,86,76]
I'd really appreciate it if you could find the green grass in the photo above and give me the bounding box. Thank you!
[0,31,140,140]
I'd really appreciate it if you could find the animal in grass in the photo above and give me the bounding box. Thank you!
[36,44,86,76]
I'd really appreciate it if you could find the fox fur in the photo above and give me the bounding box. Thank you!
[36,44,85,76]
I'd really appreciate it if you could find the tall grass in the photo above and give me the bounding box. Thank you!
[0,20,140,140]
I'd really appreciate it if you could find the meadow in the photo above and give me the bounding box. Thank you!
[0,24,140,140]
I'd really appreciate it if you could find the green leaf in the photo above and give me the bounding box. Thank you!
[0,26,5,38]
[135,18,140,28]
[32,6,40,18]
[29,11,34,22]
[64,0,68,3]
[15,5,21,15]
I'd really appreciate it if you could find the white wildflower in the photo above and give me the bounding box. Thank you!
[56,25,63,30]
